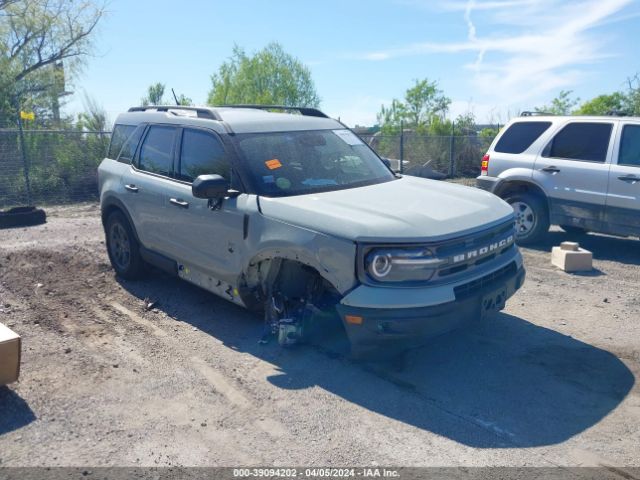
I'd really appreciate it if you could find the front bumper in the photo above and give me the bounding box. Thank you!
[336,261,525,357]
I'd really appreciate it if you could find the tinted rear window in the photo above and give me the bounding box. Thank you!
[107,124,136,159]
[619,125,640,167]
[494,121,552,154]
[544,122,612,163]
[138,126,177,176]
[117,125,145,164]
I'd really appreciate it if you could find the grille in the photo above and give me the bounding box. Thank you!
[432,220,516,283]
[454,262,517,299]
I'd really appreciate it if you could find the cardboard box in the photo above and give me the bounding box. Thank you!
[0,322,21,385]
[551,242,593,272]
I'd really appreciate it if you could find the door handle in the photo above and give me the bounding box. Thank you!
[618,175,639,184]
[124,184,139,192]
[169,198,189,208]
[540,166,561,173]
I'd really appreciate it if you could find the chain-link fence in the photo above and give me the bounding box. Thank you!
[0,130,494,209]
[359,133,494,179]
[0,130,110,208]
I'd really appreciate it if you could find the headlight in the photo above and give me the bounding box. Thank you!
[364,247,443,283]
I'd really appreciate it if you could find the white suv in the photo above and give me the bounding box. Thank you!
[477,114,640,244]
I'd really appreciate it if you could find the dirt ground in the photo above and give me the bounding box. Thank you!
[0,203,639,468]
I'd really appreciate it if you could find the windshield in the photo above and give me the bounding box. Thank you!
[233,129,395,197]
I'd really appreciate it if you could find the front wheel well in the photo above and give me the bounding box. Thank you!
[496,181,549,210]
[242,258,341,309]
[495,180,545,199]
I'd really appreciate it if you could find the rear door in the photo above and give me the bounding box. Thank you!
[533,120,615,230]
[121,124,179,253]
[605,121,640,235]
[160,127,246,282]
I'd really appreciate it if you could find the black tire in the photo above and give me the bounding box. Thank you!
[504,193,550,245]
[560,225,586,235]
[0,206,46,229]
[105,211,145,279]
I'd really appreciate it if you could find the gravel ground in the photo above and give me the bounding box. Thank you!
[0,203,638,467]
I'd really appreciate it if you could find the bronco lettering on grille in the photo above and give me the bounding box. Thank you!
[451,235,514,264]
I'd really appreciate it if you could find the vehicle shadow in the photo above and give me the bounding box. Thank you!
[0,387,36,436]
[528,229,640,265]
[117,273,635,449]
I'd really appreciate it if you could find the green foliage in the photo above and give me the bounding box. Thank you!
[535,90,580,115]
[77,94,108,131]
[0,0,104,127]
[377,79,450,134]
[574,92,626,115]
[207,43,320,107]
[141,82,165,106]
[622,74,640,116]
[480,127,500,139]
[176,93,192,106]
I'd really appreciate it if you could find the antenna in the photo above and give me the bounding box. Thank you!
[171,88,180,106]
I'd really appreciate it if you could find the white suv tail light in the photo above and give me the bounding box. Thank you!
[481,154,490,176]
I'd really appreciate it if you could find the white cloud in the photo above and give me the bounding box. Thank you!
[364,0,633,106]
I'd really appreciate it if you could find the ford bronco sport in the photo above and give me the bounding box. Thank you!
[477,113,640,244]
[99,105,525,356]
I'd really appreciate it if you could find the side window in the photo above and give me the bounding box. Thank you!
[543,122,613,162]
[494,121,552,154]
[178,129,230,182]
[116,125,145,164]
[138,126,177,176]
[619,125,640,167]
[107,125,135,159]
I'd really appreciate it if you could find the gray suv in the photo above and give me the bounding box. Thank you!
[477,114,640,244]
[98,105,525,356]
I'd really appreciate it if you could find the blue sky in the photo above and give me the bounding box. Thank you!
[65,0,640,127]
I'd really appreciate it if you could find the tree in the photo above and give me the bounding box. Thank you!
[574,92,626,115]
[141,82,165,106]
[175,93,192,106]
[77,94,107,131]
[623,74,640,116]
[535,90,579,115]
[0,0,104,126]
[377,79,450,134]
[207,43,320,107]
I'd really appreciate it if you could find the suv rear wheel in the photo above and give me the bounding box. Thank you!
[504,193,549,245]
[106,211,145,279]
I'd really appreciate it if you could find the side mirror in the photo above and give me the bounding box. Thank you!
[192,174,229,199]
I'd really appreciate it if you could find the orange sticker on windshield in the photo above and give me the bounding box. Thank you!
[265,159,282,170]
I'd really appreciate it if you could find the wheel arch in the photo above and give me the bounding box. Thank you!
[101,196,140,242]
[494,180,550,215]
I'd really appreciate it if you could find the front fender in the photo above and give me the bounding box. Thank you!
[243,213,357,295]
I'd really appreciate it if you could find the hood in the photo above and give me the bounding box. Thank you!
[258,176,514,243]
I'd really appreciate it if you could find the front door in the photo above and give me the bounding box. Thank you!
[160,127,246,284]
[532,120,615,230]
[606,122,640,236]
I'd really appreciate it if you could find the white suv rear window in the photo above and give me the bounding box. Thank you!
[494,121,552,154]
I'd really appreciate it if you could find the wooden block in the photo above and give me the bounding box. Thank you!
[552,244,593,272]
[0,323,21,385]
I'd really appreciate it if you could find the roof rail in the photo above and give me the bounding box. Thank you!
[217,104,330,118]
[128,105,222,121]
[521,111,554,117]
